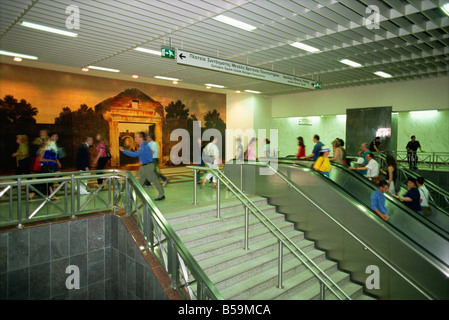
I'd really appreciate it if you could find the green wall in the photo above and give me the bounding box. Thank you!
[272,109,448,157]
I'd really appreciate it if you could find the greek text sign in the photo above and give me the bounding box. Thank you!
[177,49,316,89]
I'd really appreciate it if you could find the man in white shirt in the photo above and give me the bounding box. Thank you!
[350,153,379,181]
[417,176,432,216]
[201,136,220,189]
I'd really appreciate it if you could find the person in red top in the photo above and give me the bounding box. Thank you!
[296,136,305,159]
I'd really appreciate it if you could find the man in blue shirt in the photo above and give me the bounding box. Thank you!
[301,134,323,162]
[371,180,390,221]
[120,132,165,201]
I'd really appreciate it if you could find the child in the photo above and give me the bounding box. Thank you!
[313,146,332,177]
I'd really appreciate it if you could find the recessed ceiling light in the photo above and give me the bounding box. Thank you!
[235,90,241,94]
[81,67,89,72]
[13,57,22,62]
[340,59,362,67]
[244,90,261,94]
[441,3,449,16]
[0,50,38,60]
[154,76,179,81]
[213,15,257,31]
[204,83,225,88]
[21,21,78,37]
[172,80,178,85]
[134,47,161,55]
[290,42,321,53]
[374,71,393,78]
[132,75,139,79]
[87,65,120,73]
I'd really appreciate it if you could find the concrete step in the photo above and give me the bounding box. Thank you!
[166,194,373,300]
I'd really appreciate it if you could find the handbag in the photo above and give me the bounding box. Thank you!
[202,153,214,164]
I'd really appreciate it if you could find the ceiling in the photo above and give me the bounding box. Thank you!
[1,0,448,96]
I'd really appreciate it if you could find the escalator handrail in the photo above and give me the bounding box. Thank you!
[285,156,449,240]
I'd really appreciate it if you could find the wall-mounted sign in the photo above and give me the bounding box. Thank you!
[298,118,313,126]
[176,49,316,89]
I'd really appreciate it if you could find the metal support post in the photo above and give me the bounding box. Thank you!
[244,206,249,250]
[278,239,283,289]
[216,178,220,218]
[193,169,197,204]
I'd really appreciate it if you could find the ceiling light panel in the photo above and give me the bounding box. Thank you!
[212,15,257,31]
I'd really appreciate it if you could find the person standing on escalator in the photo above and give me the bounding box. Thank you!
[392,178,422,214]
[370,180,390,221]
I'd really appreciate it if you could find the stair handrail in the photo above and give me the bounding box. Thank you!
[123,171,223,300]
[244,160,434,300]
[188,165,352,300]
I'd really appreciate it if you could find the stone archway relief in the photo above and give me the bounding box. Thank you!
[103,107,164,167]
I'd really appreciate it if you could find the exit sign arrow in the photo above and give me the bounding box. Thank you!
[179,53,186,60]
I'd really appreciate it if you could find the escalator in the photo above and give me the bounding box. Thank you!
[224,159,449,299]
[291,157,449,237]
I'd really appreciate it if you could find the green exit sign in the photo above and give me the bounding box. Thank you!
[161,47,175,59]
[315,82,322,89]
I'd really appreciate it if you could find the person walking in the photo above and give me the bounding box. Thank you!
[12,134,30,175]
[201,136,220,189]
[146,134,168,186]
[120,132,165,201]
[94,133,110,187]
[76,136,93,195]
[235,137,244,163]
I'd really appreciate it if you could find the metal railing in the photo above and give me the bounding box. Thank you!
[349,151,449,171]
[0,170,222,300]
[187,165,352,300]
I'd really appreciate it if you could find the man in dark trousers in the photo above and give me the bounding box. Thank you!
[77,136,93,171]
[406,135,425,169]
[76,136,93,195]
[120,132,165,201]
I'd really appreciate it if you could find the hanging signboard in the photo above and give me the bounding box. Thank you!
[176,49,316,89]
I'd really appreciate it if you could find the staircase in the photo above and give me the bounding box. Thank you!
[164,196,375,300]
